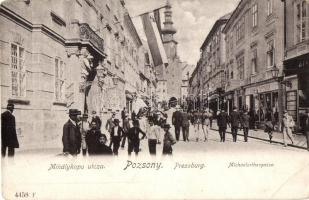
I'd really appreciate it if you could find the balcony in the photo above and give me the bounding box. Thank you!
[66,22,105,57]
[286,39,309,60]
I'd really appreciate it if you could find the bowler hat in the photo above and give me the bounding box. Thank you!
[69,109,81,116]
[7,103,14,109]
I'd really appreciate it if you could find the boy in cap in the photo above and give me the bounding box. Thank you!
[127,120,146,156]
[162,124,176,155]
[62,109,82,156]
[1,103,19,157]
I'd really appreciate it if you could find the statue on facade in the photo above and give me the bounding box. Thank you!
[81,53,94,83]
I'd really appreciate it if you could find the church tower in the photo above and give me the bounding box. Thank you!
[161,0,178,60]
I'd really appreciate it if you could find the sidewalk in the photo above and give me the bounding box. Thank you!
[210,121,308,150]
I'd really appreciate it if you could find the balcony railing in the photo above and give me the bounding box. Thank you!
[79,23,104,53]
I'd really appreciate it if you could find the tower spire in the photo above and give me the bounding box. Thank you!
[162,0,177,35]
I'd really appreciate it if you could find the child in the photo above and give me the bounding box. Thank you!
[162,124,176,155]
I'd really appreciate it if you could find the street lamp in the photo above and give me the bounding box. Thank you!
[271,64,280,80]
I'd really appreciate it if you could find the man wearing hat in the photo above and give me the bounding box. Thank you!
[217,108,229,142]
[229,106,241,142]
[127,120,146,156]
[1,103,19,157]
[304,109,309,151]
[62,109,82,156]
[162,124,176,155]
[121,112,130,148]
[172,105,183,141]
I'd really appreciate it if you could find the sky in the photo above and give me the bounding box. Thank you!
[126,0,240,65]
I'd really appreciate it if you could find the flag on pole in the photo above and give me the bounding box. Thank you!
[141,12,168,67]
[153,8,162,40]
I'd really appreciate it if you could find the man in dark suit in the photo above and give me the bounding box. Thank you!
[241,111,250,142]
[172,106,183,141]
[110,119,124,155]
[1,103,19,157]
[229,106,241,142]
[217,108,229,142]
[121,113,130,148]
[62,109,82,156]
[181,111,190,142]
[90,111,101,130]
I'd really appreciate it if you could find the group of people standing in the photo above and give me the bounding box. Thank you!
[62,107,177,157]
[171,106,213,143]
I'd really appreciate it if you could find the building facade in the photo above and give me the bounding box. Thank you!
[196,13,230,114]
[0,0,156,150]
[283,0,309,133]
[223,0,285,129]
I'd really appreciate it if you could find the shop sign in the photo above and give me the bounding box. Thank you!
[246,82,278,95]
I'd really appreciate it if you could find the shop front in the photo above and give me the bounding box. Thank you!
[244,80,280,130]
[284,53,309,133]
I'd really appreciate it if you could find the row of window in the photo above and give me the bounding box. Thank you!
[296,1,308,43]
[226,40,275,81]
[10,44,66,101]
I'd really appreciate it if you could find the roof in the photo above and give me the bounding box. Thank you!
[222,0,248,33]
[200,12,231,50]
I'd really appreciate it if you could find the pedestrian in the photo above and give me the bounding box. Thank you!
[127,120,146,156]
[172,105,183,141]
[242,110,250,142]
[90,111,102,130]
[192,110,201,142]
[181,110,190,142]
[105,112,116,148]
[304,109,309,151]
[121,107,126,125]
[209,109,214,129]
[96,134,113,155]
[110,119,124,155]
[1,103,19,157]
[86,121,102,155]
[229,106,241,142]
[121,113,130,148]
[62,109,82,156]
[217,108,229,142]
[162,124,176,155]
[282,110,295,147]
[146,118,161,155]
[264,108,274,143]
[201,108,211,142]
